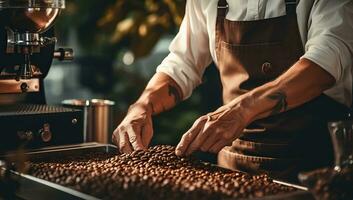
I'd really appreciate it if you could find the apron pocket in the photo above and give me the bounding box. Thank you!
[218,41,294,91]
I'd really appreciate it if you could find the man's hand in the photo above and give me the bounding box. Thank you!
[175,58,337,157]
[112,103,153,153]
[175,104,250,156]
[112,72,183,153]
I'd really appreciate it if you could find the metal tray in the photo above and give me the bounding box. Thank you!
[1,143,314,200]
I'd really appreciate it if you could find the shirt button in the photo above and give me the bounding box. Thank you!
[262,62,273,74]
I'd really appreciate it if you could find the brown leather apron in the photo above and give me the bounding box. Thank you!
[215,0,350,181]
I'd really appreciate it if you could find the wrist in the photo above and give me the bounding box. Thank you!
[228,93,258,125]
[129,101,153,116]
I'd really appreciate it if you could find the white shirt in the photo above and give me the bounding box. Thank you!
[156,0,353,107]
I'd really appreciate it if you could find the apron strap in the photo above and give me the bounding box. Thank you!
[285,0,298,15]
[218,0,297,18]
[217,0,229,18]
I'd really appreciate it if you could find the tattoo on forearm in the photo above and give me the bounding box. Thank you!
[267,91,288,115]
[168,84,182,104]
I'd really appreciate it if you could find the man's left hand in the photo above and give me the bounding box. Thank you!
[175,104,250,156]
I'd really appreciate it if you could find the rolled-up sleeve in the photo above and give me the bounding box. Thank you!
[156,0,212,100]
[301,0,353,82]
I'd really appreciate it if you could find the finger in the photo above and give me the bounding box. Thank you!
[112,132,118,145]
[141,119,153,147]
[126,125,145,151]
[209,140,228,154]
[112,127,121,151]
[119,131,133,153]
[199,129,219,152]
[175,131,198,157]
[184,122,214,155]
[176,117,207,156]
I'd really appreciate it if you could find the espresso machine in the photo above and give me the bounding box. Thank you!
[0,0,83,152]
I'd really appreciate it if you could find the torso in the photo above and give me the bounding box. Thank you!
[214,0,349,181]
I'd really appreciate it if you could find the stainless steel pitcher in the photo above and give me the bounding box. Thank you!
[62,99,115,144]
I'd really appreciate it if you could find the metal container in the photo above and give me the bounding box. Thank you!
[62,99,115,144]
[1,143,113,200]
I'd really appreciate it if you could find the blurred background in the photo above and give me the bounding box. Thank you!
[47,0,222,148]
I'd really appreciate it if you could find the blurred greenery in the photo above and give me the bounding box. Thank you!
[56,0,185,58]
[53,0,223,148]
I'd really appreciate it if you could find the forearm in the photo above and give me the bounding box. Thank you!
[231,58,336,123]
[132,72,183,115]
[175,58,337,156]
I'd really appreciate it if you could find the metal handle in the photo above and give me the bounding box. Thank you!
[54,48,74,61]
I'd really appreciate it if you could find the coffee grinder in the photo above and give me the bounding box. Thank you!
[0,0,83,152]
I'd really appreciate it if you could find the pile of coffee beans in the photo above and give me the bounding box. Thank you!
[28,145,296,199]
[299,167,353,200]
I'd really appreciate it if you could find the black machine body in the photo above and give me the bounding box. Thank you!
[0,4,83,153]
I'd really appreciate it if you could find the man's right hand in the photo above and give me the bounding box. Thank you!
[112,103,153,153]
[112,72,183,153]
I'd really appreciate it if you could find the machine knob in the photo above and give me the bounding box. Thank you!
[54,48,74,61]
[39,123,52,143]
[41,37,57,46]
[17,131,33,141]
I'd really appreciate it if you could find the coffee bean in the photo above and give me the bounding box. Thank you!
[28,145,297,200]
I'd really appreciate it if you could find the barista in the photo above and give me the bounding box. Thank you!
[112,0,353,179]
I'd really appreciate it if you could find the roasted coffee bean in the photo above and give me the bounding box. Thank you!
[28,145,297,200]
